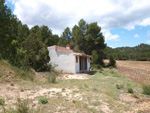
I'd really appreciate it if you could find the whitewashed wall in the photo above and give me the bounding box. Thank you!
[75,56,80,73]
[48,46,76,73]
[87,58,90,71]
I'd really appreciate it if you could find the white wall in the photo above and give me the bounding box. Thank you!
[87,58,90,71]
[48,46,76,73]
[75,56,80,73]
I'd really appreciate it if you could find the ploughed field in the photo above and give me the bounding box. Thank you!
[116,60,150,84]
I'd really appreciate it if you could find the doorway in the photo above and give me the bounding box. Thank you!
[79,56,87,72]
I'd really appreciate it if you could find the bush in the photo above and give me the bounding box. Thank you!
[108,56,116,67]
[38,97,48,104]
[132,94,139,99]
[0,98,5,105]
[142,84,150,95]
[116,84,124,89]
[128,88,134,93]
[47,72,57,83]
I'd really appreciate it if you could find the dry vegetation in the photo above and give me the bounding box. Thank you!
[0,60,150,113]
[116,60,150,84]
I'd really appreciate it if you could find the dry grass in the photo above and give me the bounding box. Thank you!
[105,60,150,84]
[1,69,150,113]
[1,60,150,112]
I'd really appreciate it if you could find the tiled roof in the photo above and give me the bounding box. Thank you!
[56,46,73,53]
[54,45,92,57]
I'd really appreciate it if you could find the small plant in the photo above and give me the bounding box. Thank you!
[116,84,124,89]
[10,83,14,86]
[0,98,5,105]
[127,83,131,87]
[20,89,24,92]
[84,84,89,88]
[47,72,57,83]
[128,88,134,93]
[142,84,150,95]
[38,97,48,104]
[93,88,98,92]
[132,94,139,99]
[62,88,65,92]
[16,98,29,113]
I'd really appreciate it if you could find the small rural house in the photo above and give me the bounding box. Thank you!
[48,44,91,73]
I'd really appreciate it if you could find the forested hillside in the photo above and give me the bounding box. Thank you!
[0,0,106,72]
[104,44,150,61]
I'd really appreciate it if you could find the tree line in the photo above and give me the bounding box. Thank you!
[57,19,106,68]
[0,0,106,71]
[104,44,150,61]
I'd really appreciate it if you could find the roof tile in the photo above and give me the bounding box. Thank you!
[56,46,73,53]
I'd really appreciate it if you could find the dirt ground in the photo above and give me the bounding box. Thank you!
[116,60,150,83]
[1,62,150,112]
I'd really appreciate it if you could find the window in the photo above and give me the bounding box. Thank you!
[76,56,78,63]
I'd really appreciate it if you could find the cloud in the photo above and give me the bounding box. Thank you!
[7,0,150,38]
[104,31,120,41]
[134,34,139,38]
[147,31,150,38]
[140,18,150,26]
[146,40,150,43]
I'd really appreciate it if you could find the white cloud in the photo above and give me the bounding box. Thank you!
[140,18,150,26]
[134,34,139,38]
[104,31,120,41]
[6,0,150,40]
[146,40,150,43]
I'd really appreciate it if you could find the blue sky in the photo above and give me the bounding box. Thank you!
[6,0,150,48]
[107,26,150,47]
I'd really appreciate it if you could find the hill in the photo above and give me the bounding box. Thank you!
[104,43,150,61]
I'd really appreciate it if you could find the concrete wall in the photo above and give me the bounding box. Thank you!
[48,46,76,73]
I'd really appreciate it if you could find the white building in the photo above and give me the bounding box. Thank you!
[48,44,91,73]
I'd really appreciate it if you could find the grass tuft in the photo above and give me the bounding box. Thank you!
[142,84,150,95]
[132,94,139,99]
[128,88,134,94]
[16,98,29,113]
[116,84,124,89]
[38,97,48,104]
[47,72,57,83]
[0,98,5,105]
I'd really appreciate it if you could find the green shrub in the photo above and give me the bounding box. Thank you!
[47,72,57,83]
[38,97,48,104]
[116,84,124,89]
[10,83,14,86]
[0,98,5,105]
[132,94,139,99]
[142,84,150,95]
[108,56,116,67]
[84,84,89,88]
[128,88,134,93]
